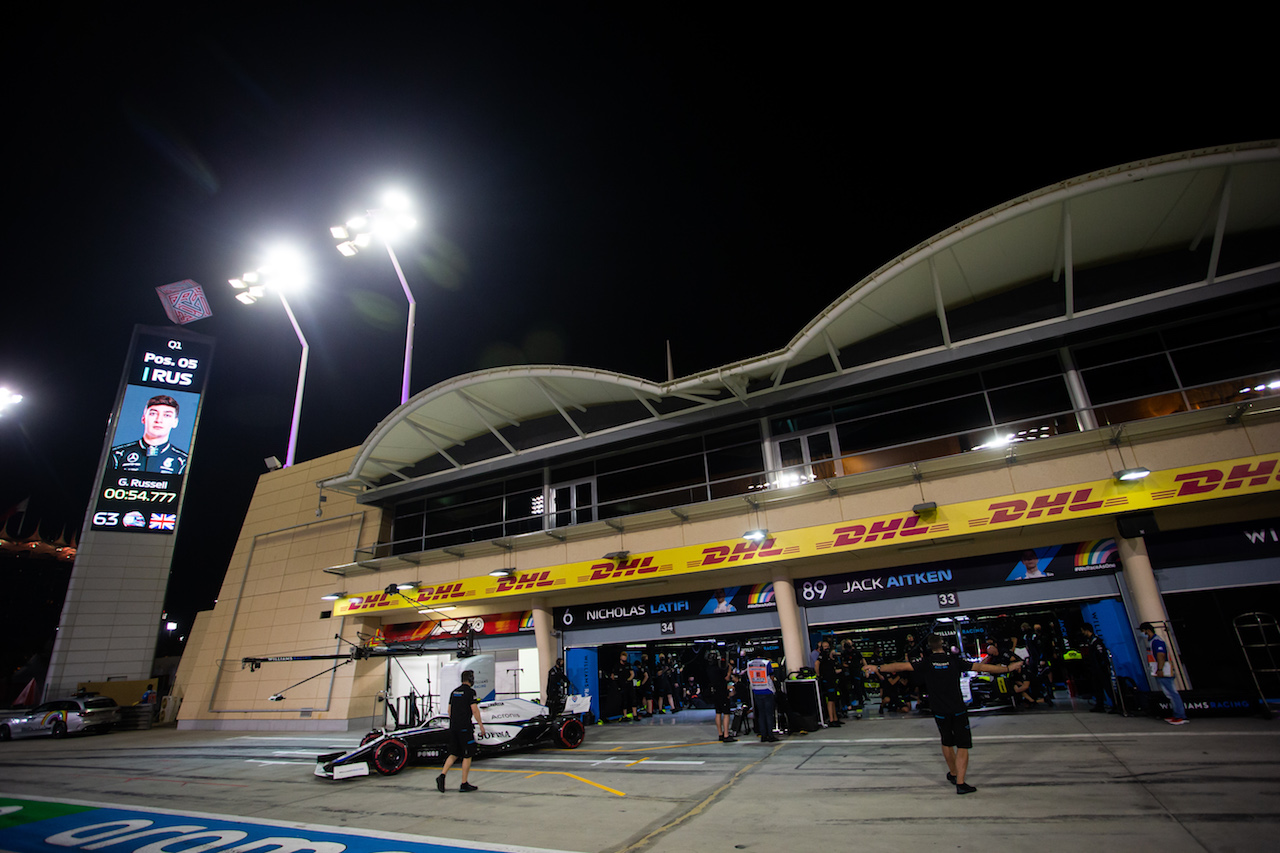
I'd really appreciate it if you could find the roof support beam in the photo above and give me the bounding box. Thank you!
[1200,167,1233,286]
[368,457,413,480]
[929,257,952,349]
[1063,202,1076,319]
[532,378,585,438]
[822,331,843,372]
[459,392,518,455]
[457,390,521,428]
[404,419,463,469]
[630,389,661,418]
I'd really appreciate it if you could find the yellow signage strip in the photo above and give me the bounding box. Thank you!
[333,453,1279,617]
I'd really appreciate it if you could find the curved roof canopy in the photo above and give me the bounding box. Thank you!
[324,141,1280,497]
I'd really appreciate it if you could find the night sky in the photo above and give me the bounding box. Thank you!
[3,10,1274,635]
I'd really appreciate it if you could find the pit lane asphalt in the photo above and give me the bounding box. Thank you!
[3,706,1279,853]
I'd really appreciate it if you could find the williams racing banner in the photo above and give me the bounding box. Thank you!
[331,453,1280,617]
[793,539,1119,608]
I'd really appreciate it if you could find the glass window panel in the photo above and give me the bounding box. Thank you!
[987,376,1073,424]
[707,444,765,481]
[981,355,1062,388]
[596,456,706,503]
[1094,392,1188,426]
[1082,355,1178,405]
[778,438,804,467]
[703,423,762,451]
[836,394,991,454]
[1072,332,1164,369]
[1170,329,1280,386]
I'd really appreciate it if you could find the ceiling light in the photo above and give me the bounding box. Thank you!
[418,606,456,614]
[320,591,346,601]
[396,582,420,591]
[1114,467,1151,481]
[488,568,515,578]
[742,529,769,541]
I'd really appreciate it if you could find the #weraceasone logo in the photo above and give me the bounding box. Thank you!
[149,513,176,530]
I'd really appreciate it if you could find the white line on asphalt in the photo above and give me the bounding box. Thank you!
[271,750,326,756]
[245,759,315,766]
[230,736,360,743]
[786,731,1280,745]
[494,757,705,766]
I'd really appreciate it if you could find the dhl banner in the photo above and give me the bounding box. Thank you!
[332,453,1279,618]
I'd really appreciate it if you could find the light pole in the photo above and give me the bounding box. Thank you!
[331,191,420,405]
[229,248,309,468]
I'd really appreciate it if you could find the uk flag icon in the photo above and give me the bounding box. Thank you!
[149,513,177,531]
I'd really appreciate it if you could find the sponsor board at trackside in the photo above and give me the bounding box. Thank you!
[330,454,1279,617]
[0,795,573,853]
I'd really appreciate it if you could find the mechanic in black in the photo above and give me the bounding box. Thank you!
[1079,624,1116,713]
[864,634,1021,794]
[437,670,486,793]
[815,639,843,727]
[109,394,189,475]
[546,657,571,716]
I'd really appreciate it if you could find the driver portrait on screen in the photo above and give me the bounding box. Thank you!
[109,395,189,474]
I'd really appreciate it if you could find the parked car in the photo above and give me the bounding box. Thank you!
[0,696,120,739]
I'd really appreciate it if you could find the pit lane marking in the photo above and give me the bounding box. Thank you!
[491,756,703,767]
[473,767,625,797]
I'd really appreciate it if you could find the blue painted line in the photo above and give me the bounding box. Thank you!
[0,795,583,853]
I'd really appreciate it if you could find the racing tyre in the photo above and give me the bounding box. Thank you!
[360,731,383,747]
[371,738,409,776]
[51,720,67,739]
[0,724,10,741]
[556,718,585,749]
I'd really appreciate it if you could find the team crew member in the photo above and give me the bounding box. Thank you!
[864,634,1021,795]
[546,657,571,717]
[1140,622,1188,725]
[710,652,735,742]
[109,395,189,474]
[437,670,486,793]
[747,655,779,742]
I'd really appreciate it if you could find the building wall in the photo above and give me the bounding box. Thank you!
[176,413,1280,730]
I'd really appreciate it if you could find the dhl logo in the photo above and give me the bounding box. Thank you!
[829,515,933,546]
[494,570,556,593]
[414,582,469,603]
[981,488,1107,526]
[582,555,663,582]
[1162,460,1277,496]
[698,538,784,565]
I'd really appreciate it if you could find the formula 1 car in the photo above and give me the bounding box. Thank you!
[315,695,591,780]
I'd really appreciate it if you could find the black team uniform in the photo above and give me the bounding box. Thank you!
[436,676,483,793]
[866,635,1019,795]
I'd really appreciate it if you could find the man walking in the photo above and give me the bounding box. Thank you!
[1140,622,1188,725]
[437,670,486,793]
[863,634,1021,794]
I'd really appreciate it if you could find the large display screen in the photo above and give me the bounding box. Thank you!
[90,328,214,534]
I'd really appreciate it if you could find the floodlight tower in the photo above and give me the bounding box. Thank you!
[331,191,420,405]
[229,248,310,467]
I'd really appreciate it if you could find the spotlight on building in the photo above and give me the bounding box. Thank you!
[320,591,346,601]
[265,456,283,471]
[603,551,630,562]
[742,529,769,541]
[488,568,516,578]
[1114,467,1151,482]
[912,502,938,516]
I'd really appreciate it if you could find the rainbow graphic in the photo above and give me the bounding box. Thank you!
[746,583,775,607]
[519,610,535,630]
[1075,539,1118,568]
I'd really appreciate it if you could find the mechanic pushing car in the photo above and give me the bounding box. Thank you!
[437,670,486,793]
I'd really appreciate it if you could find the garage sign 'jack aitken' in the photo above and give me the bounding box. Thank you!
[315,694,591,779]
